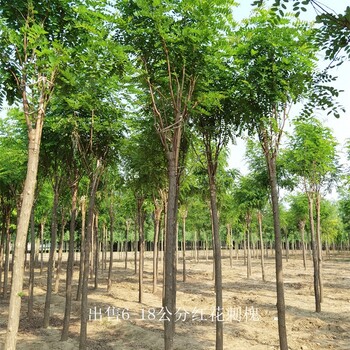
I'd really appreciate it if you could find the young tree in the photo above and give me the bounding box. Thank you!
[230,9,320,349]
[116,1,235,348]
[0,1,79,347]
[285,117,339,311]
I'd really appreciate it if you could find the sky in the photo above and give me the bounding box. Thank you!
[227,1,350,178]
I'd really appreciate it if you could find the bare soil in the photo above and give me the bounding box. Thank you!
[0,250,349,350]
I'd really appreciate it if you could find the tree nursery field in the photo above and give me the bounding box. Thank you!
[0,250,349,350]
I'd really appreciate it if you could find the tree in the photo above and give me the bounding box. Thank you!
[230,9,320,349]
[285,117,339,311]
[0,1,79,347]
[287,193,309,268]
[116,1,235,348]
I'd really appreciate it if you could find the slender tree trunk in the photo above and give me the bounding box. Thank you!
[138,196,145,303]
[125,219,130,270]
[299,220,307,270]
[3,205,11,298]
[307,193,321,312]
[61,177,79,341]
[28,206,36,318]
[265,152,288,350]
[207,171,223,350]
[134,213,138,275]
[40,221,45,275]
[43,179,60,328]
[94,213,99,290]
[163,152,179,350]
[5,122,44,350]
[54,214,66,294]
[80,162,102,350]
[315,192,323,302]
[227,224,233,268]
[246,212,252,279]
[107,204,114,293]
[153,199,162,293]
[257,211,266,282]
[76,197,86,301]
[182,211,187,283]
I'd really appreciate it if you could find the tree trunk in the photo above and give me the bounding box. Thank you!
[153,199,162,293]
[182,211,187,283]
[80,162,102,350]
[43,178,60,328]
[61,177,79,341]
[107,205,114,293]
[207,170,223,350]
[5,123,44,350]
[299,220,307,270]
[76,197,86,301]
[307,193,321,312]
[246,212,252,279]
[315,192,323,302]
[2,205,11,298]
[125,219,130,270]
[163,152,179,350]
[265,153,288,350]
[94,213,99,290]
[54,214,66,294]
[257,211,266,282]
[138,196,145,303]
[28,206,36,318]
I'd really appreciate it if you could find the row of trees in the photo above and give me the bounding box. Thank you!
[1,0,349,349]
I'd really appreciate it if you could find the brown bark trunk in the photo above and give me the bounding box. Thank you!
[265,152,288,350]
[315,192,323,302]
[257,211,266,282]
[5,122,44,350]
[299,220,307,270]
[43,178,60,328]
[61,177,79,341]
[182,211,187,283]
[164,151,179,350]
[54,214,66,294]
[2,205,11,298]
[76,196,86,301]
[208,172,223,350]
[153,199,162,293]
[94,213,99,290]
[308,193,321,312]
[80,163,102,350]
[28,206,36,318]
[246,212,252,279]
[107,205,114,293]
[138,196,145,303]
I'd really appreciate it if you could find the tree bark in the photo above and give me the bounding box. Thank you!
[43,178,60,328]
[208,172,223,350]
[181,210,187,283]
[5,123,44,350]
[28,206,36,318]
[153,199,162,293]
[76,196,86,301]
[315,192,323,302]
[257,211,266,282]
[80,163,102,350]
[164,151,179,350]
[107,204,114,293]
[265,153,288,350]
[138,196,145,303]
[307,193,321,312]
[299,220,307,270]
[61,177,79,341]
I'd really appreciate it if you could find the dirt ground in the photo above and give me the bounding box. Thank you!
[0,249,349,350]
